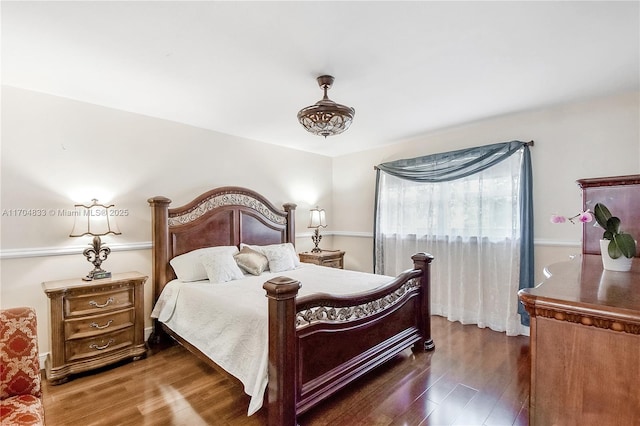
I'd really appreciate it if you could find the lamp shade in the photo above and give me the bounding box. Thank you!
[70,199,121,237]
[308,207,327,229]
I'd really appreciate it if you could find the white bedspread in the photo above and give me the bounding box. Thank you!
[150,263,395,415]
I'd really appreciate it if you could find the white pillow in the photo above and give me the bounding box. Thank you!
[170,246,239,282]
[242,242,299,273]
[200,252,245,284]
[241,243,300,266]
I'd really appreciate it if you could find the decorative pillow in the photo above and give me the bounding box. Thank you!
[262,245,297,272]
[243,243,299,273]
[242,242,300,267]
[170,246,239,282]
[234,246,269,276]
[199,252,245,284]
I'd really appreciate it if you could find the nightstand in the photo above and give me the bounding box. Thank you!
[42,271,147,384]
[299,250,345,269]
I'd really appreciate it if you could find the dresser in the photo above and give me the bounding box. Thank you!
[518,255,640,425]
[42,272,147,384]
[299,250,345,269]
[518,174,640,425]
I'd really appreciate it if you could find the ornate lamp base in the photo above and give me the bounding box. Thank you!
[81,236,112,281]
[311,228,322,253]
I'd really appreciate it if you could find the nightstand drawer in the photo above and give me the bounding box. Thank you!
[299,250,345,269]
[64,287,134,317]
[66,327,135,362]
[322,259,343,268]
[65,308,134,340]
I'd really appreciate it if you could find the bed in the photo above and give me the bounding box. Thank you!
[147,186,434,425]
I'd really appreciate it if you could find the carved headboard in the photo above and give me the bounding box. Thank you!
[577,174,640,257]
[148,186,297,305]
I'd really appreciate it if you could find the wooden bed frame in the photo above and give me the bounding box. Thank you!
[148,186,434,426]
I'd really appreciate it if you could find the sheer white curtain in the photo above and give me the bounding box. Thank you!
[376,151,526,335]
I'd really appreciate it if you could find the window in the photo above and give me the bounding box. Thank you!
[374,141,533,335]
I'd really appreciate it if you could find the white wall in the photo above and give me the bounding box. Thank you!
[0,86,333,354]
[332,91,640,284]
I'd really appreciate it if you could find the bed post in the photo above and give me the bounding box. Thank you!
[147,196,172,345]
[283,203,296,246]
[263,276,302,426]
[412,252,435,351]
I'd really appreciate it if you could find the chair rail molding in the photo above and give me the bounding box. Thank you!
[0,241,152,259]
[0,236,579,259]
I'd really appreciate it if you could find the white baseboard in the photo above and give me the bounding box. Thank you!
[39,354,47,370]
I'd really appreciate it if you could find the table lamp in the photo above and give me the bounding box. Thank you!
[70,199,121,280]
[308,206,327,253]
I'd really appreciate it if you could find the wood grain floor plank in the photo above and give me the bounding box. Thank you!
[449,339,528,425]
[483,353,530,426]
[424,383,479,425]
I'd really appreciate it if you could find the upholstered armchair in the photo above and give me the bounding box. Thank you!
[1,307,45,425]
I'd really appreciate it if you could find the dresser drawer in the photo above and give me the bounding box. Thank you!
[64,308,134,340]
[64,287,134,317]
[66,327,135,362]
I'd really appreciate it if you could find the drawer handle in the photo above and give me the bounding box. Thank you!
[90,320,113,329]
[89,339,115,351]
[89,297,114,308]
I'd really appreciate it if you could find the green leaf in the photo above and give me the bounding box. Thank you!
[606,216,621,234]
[593,203,612,229]
[603,230,614,240]
[614,233,637,258]
[607,239,623,259]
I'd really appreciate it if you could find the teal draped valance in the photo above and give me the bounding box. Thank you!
[376,140,532,183]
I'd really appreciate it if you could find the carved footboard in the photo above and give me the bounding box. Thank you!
[263,253,434,426]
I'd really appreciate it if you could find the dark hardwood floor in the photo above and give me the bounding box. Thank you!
[41,316,530,425]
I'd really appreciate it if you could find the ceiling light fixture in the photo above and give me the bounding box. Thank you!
[297,75,355,138]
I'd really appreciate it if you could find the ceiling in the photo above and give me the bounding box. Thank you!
[2,1,638,157]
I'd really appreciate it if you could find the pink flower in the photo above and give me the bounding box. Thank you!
[550,210,593,225]
[577,211,593,223]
